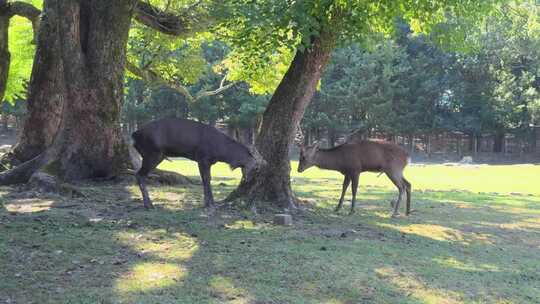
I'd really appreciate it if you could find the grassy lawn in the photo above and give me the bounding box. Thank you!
[1,160,539,303]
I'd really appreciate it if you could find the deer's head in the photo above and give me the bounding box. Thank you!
[240,144,266,178]
[298,141,320,173]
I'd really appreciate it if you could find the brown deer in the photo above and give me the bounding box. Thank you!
[297,139,411,217]
[132,117,264,209]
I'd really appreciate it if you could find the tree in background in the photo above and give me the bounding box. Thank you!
[303,21,453,151]
[220,0,504,208]
[303,2,540,157]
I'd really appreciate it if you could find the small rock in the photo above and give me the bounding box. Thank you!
[459,156,474,164]
[273,214,293,226]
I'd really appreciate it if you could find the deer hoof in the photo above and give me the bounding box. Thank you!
[143,202,155,210]
[348,210,356,216]
[391,212,400,218]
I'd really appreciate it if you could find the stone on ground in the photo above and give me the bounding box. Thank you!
[273,214,293,226]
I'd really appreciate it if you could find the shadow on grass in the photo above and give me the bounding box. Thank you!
[0,175,539,303]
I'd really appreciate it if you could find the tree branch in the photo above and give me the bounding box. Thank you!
[195,73,235,100]
[8,1,41,44]
[126,59,235,103]
[126,59,195,102]
[134,0,190,36]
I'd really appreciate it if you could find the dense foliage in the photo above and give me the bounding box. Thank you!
[2,0,538,154]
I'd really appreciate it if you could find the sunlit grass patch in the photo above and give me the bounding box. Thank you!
[208,275,250,303]
[433,257,500,273]
[375,266,463,304]
[224,220,261,230]
[4,198,54,213]
[116,262,187,293]
[379,223,477,244]
[117,230,199,261]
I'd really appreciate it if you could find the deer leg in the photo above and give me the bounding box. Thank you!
[136,152,164,209]
[198,161,214,208]
[349,174,360,215]
[335,175,351,212]
[386,172,404,218]
[403,177,412,215]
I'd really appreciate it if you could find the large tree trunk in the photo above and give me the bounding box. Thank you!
[43,0,134,179]
[226,35,333,209]
[0,0,134,184]
[11,1,65,162]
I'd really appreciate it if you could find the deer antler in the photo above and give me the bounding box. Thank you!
[294,122,305,147]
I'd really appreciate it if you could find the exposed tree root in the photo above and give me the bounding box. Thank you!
[28,171,85,197]
[149,169,198,185]
[116,168,198,186]
[0,152,48,185]
[0,151,22,172]
[0,150,84,197]
[0,138,196,190]
[224,164,299,212]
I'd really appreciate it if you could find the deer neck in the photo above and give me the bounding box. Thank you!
[314,150,340,171]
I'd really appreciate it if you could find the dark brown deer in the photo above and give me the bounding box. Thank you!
[132,117,263,209]
[297,139,411,217]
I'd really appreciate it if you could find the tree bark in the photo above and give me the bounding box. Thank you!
[12,1,65,162]
[0,0,134,183]
[226,34,333,208]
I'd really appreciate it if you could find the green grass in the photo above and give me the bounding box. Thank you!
[1,161,539,304]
